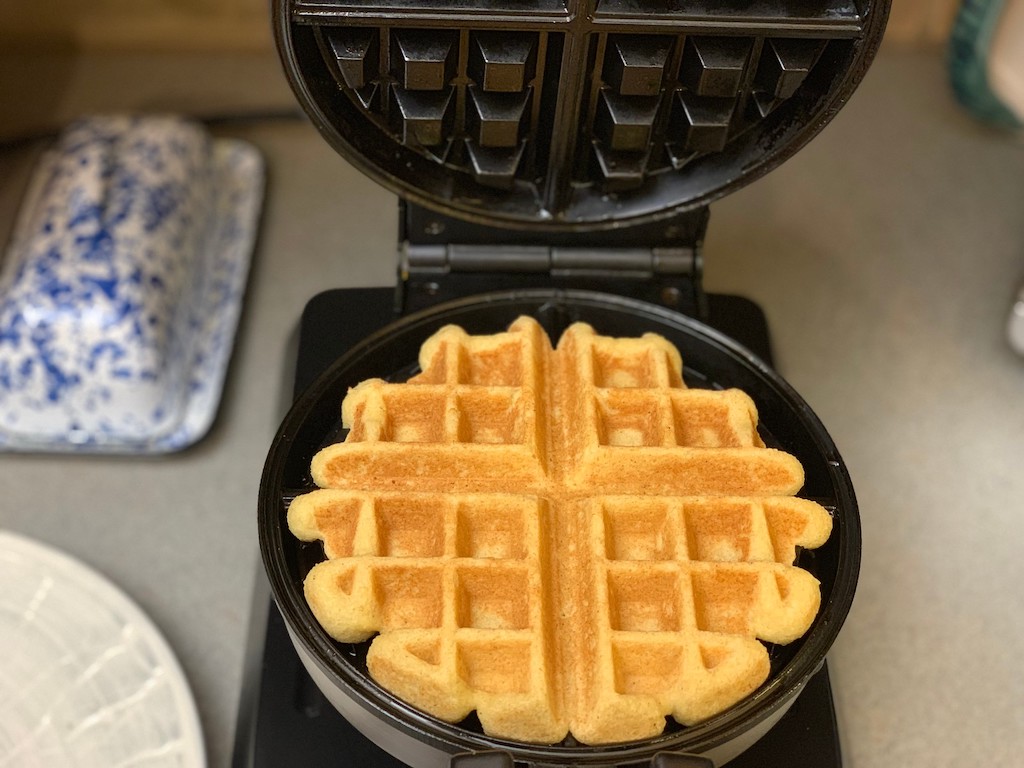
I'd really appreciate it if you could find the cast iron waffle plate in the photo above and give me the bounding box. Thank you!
[274,0,888,227]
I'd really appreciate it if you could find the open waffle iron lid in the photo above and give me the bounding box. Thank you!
[272,0,889,231]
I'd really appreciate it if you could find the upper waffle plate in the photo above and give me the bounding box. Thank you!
[273,0,888,228]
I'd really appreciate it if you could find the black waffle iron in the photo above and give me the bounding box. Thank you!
[239,1,889,765]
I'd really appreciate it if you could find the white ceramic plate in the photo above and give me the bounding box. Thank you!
[0,531,205,767]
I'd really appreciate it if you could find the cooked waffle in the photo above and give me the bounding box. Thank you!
[289,316,832,744]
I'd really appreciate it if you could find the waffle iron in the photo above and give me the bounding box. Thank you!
[244,0,889,764]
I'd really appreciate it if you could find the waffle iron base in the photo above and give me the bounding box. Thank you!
[234,287,843,768]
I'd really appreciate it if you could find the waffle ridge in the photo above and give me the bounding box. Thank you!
[290,316,832,744]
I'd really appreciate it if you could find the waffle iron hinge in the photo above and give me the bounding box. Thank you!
[396,201,711,319]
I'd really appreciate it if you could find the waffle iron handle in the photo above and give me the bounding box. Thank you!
[450,750,715,767]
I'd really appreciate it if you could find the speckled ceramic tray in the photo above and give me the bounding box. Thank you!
[0,530,205,767]
[0,116,263,453]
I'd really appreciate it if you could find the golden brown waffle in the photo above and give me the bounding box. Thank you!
[289,316,832,744]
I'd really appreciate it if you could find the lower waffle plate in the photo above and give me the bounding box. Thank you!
[259,289,859,763]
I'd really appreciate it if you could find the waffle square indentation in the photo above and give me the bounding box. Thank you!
[602,499,674,561]
[685,500,755,562]
[608,567,680,632]
[612,637,680,694]
[405,637,442,666]
[592,343,656,388]
[456,565,530,629]
[374,565,444,629]
[458,637,533,693]
[456,390,520,444]
[596,391,669,447]
[456,499,529,559]
[691,568,759,634]
[383,390,448,442]
[309,494,365,558]
[374,497,446,557]
[671,392,752,447]
[464,342,522,386]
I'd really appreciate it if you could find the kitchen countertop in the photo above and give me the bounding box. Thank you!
[2,47,1024,768]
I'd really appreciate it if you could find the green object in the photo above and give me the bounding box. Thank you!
[949,0,1024,127]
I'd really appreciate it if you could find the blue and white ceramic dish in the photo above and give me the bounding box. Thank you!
[0,115,263,453]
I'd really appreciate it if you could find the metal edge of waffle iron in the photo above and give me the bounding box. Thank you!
[271,0,891,230]
[258,290,861,767]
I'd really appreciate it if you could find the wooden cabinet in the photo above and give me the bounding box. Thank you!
[0,0,272,51]
[0,0,962,50]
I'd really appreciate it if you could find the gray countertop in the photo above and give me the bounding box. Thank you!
[2,47,1024,767]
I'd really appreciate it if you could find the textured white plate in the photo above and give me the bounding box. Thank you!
[0,531,205,767]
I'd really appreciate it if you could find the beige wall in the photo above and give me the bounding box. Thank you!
[0,0,273,52]
[887,0,963,44]
[0,0,959,51]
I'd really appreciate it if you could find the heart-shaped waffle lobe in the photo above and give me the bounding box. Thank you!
[288,317,832,744]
